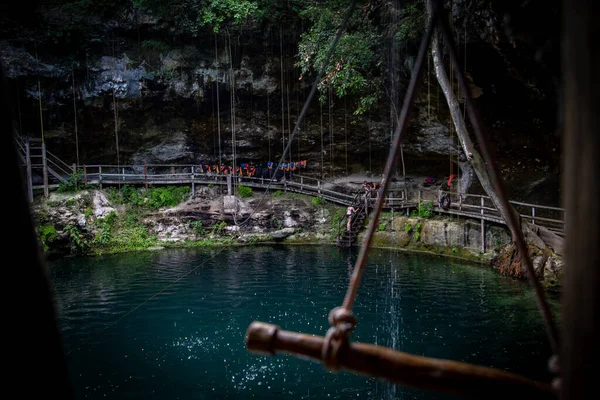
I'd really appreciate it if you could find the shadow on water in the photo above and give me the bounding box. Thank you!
[49,246,558,399]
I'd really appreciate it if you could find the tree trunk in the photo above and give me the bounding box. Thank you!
[427,0,521,243]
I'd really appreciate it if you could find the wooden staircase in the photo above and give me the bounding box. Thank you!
[13,135,74,201]
[336,192,372,248]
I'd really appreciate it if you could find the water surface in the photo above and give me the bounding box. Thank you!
[50,246,556,399]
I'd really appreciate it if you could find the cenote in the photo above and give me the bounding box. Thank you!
[50,246,557,399]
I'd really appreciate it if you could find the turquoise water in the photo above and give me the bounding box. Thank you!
[49,246,556,399]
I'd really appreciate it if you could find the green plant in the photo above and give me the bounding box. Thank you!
[377,222,387,232]
[272,190,282,198]
[270,216,283,229]
[404,223,412,234]
[191,220,204,236]
[39,225,57,252]
[104,211,118,228]
[418,201,434,219]
[85,207,93,218]
[64,224,87,254]
[212,221,227,235]
[65,198,77,207]
[238,185,253,198]
[416,221,422,232]
[452,247,458,254]
[58,170,84,193]
[413,231,421,242]
[312,196,325,206]
[410,209,418,217]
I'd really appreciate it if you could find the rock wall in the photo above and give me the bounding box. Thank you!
[365,216,562,290]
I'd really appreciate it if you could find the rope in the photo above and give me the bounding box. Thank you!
[345,96,348,176]
[321,101,324,180]
[280,27,286,164]
[340,6,436,315]
[434,0,559,354]
[230,0,358,228]
[66,247,227,356]
[215,34,222,167]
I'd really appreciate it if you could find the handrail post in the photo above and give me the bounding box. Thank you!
[122,167,125,182]
[25,137,33,203]
[300,176,304,191]
[481,197,485,253]
[459,194,462,212]
[144,161,148,190]
[42,141,48,197]
[191,165,195,195]
[532,207,536,225]
[83,165,87,185]
[318,180,321,196]
[99,165,103,189]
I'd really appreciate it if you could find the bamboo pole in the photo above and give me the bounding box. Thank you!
[246,322,554,399]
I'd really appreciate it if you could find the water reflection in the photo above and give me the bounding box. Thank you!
[50,246,556,399]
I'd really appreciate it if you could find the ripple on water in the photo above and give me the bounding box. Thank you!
[50,246,557,400]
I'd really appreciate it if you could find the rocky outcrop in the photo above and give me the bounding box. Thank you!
[367,215,562,291]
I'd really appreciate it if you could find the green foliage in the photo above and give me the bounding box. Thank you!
[413,231,421,242]
[377,222,387,232]
[191,220,204,236]
[39,225,57,252]
[134,0,259,34]
[415,221,422,232]
[104,211,118,227]
[109,185,189,210]
[404,223,412,234]
[418,200,433,219]
[396,1,426,42]
[64,224,87,255]
[272,190,283,198]
[296,1,381,114]
[238,185,253,198]
[58,170,83,193]
[212,221,227,235]
[311,196,325,206]
[85,207,93,218]
[452,247,458,254]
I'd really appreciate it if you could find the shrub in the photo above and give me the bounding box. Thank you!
[404,223,412,233]
[212,221,227,235]
[64,224,87,254]
[418,200,433,219]
[414,231,421,241]
[191,220,204,236]
[146,186,189,209]
[238,185,252,198]
[312,196,325,206]
[39,225,57,252]
[377,223,387,232]
[57,170,84,193]
[272,190,282,198]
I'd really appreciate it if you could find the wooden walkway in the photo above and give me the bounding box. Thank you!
[14,135,565,240]
[76,164,565,237]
